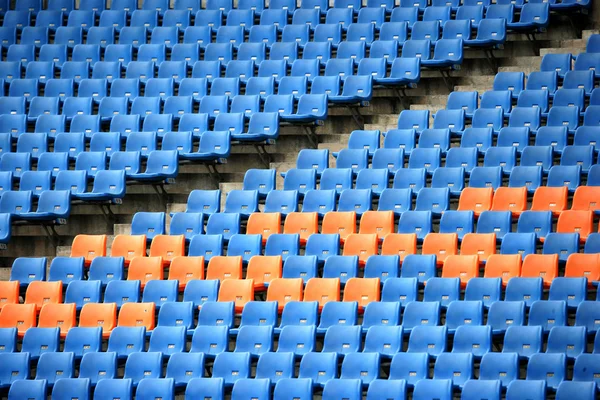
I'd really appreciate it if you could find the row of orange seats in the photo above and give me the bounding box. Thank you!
[4,252,597,326]
[0,277,379,337]
[69,212,600,270]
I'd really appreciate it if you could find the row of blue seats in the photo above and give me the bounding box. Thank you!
[400,105,600,136]
[348,125,600,156]
[3,322,599,364]
[0,3,550,33]
[0,58,417,89]
[0,108,278,139]
[2,376,597,400]
[4,0,587,16]
[0,16,507,50]
[0,40,447,75]
[329,145,600,174]
[489,70,600,97]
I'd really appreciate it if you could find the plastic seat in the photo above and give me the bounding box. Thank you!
[529,300,567,334]
[487,301,526,334]
[479,352,518,389]
[282,213,317,244]
[504,326,543,359]
[376,187,413,216]
[93,379,134,400]
[457,187,493,217]
[526,353,566,391]
[408,148,441,175]
[118,302,156,332]
[542,233,578,265]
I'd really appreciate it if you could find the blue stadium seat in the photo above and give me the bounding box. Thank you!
[298,353,337,387]
[403,301,440,332]
[543,233,580,263]
[0,353,29,389]
[65,280,101,310]
[104,281,141,309]
[381,277,418,305]
[439,211,473,240]
[213,352,251,387]
[576,301,600,334]
[476,211,512,239]
[190,325,228,355]
[487,301,526,334]
[305,234,340,264]
[547,165,581,192]
[187,235,223,264]
[527,353,566,391]
[277,301,319,334]
[338,189,372,215]
[317,301,358,334]
[322,325,362,355]
[563,70,594,95]
[452,325,492,358]
[10,256,46,285]
[148,326,186,356]
[79,351,117,385]
[480,352,519,388]
[371,149,404,174]
[506,380,546,400]
[165,353,204,388]
[276,325,316,359]
[35,352,74,387]
[88,257,124,287]
[364,255,400,282]
[94,379,133,400]
[282,255,318,282]
[424,277,460,308]
[433,352,473,388]
[63,327,102,360]
[398,210,432,240]
[143,280,178,310]
[22,327,60,360]
[549,277,587,309]
[0,328,17,353]
[7,378,46,400]
[529,300,567,333]
[124,351,163,386]
[556,382,596,400]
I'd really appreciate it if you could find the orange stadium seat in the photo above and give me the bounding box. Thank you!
[149,234,186,265]
[266,278,304,312]
[38,303,76,338]
[247,212,282,244]
[557,210,594,241]
[342,233,379,266]
[70,234,107,266]
[457,187,494,217]
[111,234,147,265]
[79,302,118,339]
[531,186,568,216]
[218,279,255,312]
[381,233,417,261]
[168,256,205,290]
[343,277,380,311]
[565,253,600,286]
[422,233,458,265]
[25,281,63,312]
[127,256,164,289]
[0,281,19,310]
[246,255,283,290]
[442,255,480,288]
[484,254,522,287]
[460,233,497,263]
[322,211,357,242]
[117,302,156,331]
[491,187,528,216]
[206,256,243,281]
[572,186,600,212]
[521,254,558,288]
[359,211,395,241]
[0,303,37,337]
[304,278,340,311]
[283,212,319,244]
